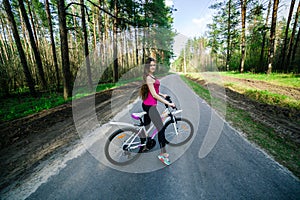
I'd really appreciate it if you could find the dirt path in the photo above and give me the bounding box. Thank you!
[0,81,141,193]
[188,75,300,144]
[220,76,300,100]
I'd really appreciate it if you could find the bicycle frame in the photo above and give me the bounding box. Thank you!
[109,107,183,151]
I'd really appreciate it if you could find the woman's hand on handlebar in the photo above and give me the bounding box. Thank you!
[169,102,176,108]
[162,95,176,108]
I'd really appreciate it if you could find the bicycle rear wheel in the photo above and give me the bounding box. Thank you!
[164,118,193,146]
[105,128,142,166]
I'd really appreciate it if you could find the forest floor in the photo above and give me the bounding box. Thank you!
[191,74,300,143]
[0,74,300,195]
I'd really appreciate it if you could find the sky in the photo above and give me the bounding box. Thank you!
[166,0,292,39]
[166,0,214,38]
[165,0,215,57]
[166,0,292,58]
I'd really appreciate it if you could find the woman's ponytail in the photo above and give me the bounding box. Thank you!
[139,83,148,100]
[139,57,155,100]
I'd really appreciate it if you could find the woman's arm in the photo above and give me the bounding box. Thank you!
[159,93,167,98]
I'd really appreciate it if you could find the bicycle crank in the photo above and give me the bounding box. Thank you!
[146,139,156,150]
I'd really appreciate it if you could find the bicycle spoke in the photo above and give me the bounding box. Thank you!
[105,128,142,165]
[164,118,193,146]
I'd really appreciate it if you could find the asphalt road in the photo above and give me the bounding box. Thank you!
[10,75,300,199]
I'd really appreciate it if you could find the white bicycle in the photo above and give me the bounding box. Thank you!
[105,96,194,166]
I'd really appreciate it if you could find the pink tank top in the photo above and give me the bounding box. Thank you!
[143,78,160,106]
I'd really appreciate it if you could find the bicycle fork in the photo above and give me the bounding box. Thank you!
[170,116,179,136]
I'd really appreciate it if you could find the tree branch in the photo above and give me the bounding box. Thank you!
[65,2,82,10]
[86,0,117,19]
[65,12,81,18]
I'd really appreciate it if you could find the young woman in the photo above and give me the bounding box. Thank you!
[139,57,175,165]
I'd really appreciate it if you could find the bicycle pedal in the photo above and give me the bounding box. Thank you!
[146,139,156,149]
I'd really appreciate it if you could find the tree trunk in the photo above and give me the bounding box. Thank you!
[135,27,139,65]
[0,45,10,96]
[281,0,295,71]
[267,0,279,74]
[70,6,80,66]
[25,0,39,47]
[18,0,47,89]
[133,2,139,65]
[81,0,93,90]
[0,20,9,61]
[92,10,97,49]
[0,46,4,65]
[19,8,33,68]
[98,0,104,67]
[142,0,149,63]
[291,26,300,64]
[45,0,60,92]
[4,20,15,56]
[57,0,72,100]
[260,0,272,71]
[113,0,119,83]
[239,0,246,73]
[3,0,36,96]
[226,0,231,71]
[286,0,300,71]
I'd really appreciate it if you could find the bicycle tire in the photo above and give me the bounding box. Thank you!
[104,127,142,166]
[164,117,194,146]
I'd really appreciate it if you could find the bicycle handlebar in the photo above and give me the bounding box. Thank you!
[165,96,177,109]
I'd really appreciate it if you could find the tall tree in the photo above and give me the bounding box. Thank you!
[1,0,174,95]
[25,0,39,47]
[133,1,139,65]
[286,0,300,70]
[113,0,119,83]
[267,0,279,74]
[226,0,232,71]
[281,0,295,70]
[207,15,221,67]
[207,1,240,71]
[246,2,265,71]
[58,0,72,99]
[239,0,246,73]
[3,0,36,95]
[80,0,93,90]
[45,0,60,91]
[259,0,272,70]
[18,0,47,89]
[291,26,300,64]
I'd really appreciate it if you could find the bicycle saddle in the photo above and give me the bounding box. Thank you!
[131,112,147,120]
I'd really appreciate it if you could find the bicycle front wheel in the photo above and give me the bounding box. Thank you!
[164,118,194,146]
[104,128,142,166]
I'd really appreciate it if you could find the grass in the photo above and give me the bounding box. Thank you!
[220,71,300,88]
[245,89,300,110]
[0,82,120,122]
[181,76,211,102]
[0,93,67,122]
[186,73,300,110]
[0,72,171,123]
[181,74,300,178]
